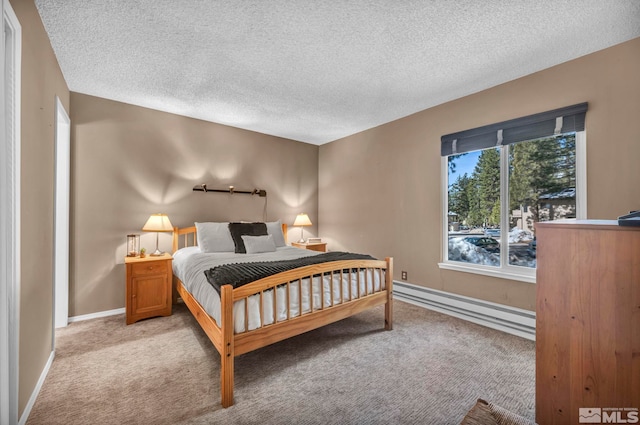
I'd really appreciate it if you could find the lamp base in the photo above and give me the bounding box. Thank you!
[150,232,164,256]
[297,239,306,243]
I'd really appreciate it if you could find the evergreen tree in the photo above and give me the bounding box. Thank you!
[474,148,500,226]
[509,134,576,223]
[448,173,471,221]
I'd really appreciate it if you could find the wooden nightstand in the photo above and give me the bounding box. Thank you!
[291,241,327,252]
[125,253,172,325]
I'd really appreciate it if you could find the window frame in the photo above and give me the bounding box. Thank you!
[438,131,587,283]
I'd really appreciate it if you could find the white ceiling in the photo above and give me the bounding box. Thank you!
[36,1,640,145]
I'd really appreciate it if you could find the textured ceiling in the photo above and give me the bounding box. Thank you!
[36,1,640,145]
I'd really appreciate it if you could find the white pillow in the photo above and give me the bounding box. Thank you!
[266,220,286,247]
[242,234,276,254]
[195,222,235,253]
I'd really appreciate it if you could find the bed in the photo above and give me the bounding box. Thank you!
[171,221,393,407]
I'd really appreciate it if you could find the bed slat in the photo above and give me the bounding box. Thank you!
[330,272,334,307]
[286,282,291,320]
[273,287,277,324]
[309,274,313,313]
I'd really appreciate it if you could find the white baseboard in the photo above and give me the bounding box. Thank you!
[393,281,536,341]
[68,307,125,323]
[18,350,54,425]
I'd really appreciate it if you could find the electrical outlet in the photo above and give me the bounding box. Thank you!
[401,271,407,280]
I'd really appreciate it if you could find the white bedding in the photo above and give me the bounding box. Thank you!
[172,246,384,334]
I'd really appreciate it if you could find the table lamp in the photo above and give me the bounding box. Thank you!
[142,213,173,256]
[293,213,312,243]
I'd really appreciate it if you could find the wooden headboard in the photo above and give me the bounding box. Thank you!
[172,223,288,253]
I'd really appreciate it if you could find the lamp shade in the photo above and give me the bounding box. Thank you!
[142,214,173,232]
[293,213,312,227]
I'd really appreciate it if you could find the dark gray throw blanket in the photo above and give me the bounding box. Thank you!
[204,251,377,295]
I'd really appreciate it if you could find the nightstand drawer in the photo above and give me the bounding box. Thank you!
[130,261,168,277]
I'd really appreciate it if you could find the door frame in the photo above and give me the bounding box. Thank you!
[54,96,70,330]
[1,0,22,423]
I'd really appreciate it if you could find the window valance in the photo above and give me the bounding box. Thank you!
[441,102,588,156]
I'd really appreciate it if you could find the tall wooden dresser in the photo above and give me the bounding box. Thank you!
[536,220,640,425]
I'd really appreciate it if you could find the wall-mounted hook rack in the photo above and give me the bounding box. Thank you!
[193,184,267,197]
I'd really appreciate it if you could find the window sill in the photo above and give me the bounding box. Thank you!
[438,262,536,284]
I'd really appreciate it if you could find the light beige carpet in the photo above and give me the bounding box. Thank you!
[26,301,535,424]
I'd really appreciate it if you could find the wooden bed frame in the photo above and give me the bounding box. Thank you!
[171,224,393,408]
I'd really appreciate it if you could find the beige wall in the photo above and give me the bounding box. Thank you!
[319,37,640,311]
[70,93,319,316]
[10,0,71,416]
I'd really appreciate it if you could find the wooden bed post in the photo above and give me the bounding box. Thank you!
[172,226,179,253]
[220,284,235,407]
[384,257,393,330]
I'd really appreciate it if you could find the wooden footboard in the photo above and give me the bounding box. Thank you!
[172,225,393,408]
[229,259,392,355]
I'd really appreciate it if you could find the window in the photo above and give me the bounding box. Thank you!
[439,104,587,282]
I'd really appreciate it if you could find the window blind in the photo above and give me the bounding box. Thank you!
[441,102,588,156]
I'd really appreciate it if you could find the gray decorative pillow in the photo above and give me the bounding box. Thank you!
[242,234,277,254]
[266,220,286,247]
[195,222,235,253]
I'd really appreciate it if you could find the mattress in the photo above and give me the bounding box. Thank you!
[172,246,384,333]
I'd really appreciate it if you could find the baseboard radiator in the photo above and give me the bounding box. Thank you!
[393,281,536,341]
